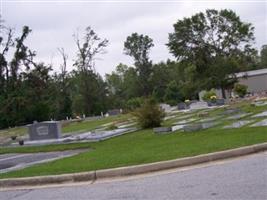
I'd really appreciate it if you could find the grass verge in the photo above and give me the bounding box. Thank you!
[0,142,91,154]
[1,126,266,179]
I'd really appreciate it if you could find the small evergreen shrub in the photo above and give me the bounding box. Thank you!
[234,83,248,98]
[132,98,165,129]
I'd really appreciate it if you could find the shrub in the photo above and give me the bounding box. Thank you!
[132,98,165,129]
[234,83,248,98]
[202,89,217,101]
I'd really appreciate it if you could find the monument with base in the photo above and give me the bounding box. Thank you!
[28,121,61,141]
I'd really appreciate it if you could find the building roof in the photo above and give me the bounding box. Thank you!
[235,68,267,78]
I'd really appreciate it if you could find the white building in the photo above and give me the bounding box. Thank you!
[235,68,267,94]
[199,68,267,100]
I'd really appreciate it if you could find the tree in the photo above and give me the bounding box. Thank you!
[150,62,172,102]
[164,80,182,105]
[124,33,154,96]
[21,63,53,122]
[167,9,256,98]
[53,48,72,119]
[72,27,108,115]
[0,25,39,128]
[260,45,267,67]
[106,63,139,108]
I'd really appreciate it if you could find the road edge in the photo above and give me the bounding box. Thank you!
[1,142,266,188]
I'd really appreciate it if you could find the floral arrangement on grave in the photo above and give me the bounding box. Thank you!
[210,95,217,103]
[185,99,190,106]
[202,89,216,101]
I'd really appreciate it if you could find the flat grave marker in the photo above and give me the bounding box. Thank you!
[223,120,252,129]
[250,119,267,127]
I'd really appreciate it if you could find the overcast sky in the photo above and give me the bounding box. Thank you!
[1,0,267,76]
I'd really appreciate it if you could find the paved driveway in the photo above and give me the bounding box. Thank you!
[0,149,87,173]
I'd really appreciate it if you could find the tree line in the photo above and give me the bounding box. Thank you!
[0,9,266,129]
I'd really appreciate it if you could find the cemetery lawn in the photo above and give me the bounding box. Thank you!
[0,114,131,145]
[1,125,266,179]
[61,114,131,133]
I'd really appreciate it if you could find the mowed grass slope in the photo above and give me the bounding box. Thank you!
[1,125,266,179]
[61,114,131,133]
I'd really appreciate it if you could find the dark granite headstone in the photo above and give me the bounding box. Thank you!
[177,103,187,110]
[216,99,225,106]
[153,127,172,134]
[107,109,121,116]
[207,101,217,107]
[28,121,61,141]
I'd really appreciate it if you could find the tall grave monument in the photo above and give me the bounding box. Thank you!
[28,121,61,140]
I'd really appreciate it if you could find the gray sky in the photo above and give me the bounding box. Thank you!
[1,0,267,76]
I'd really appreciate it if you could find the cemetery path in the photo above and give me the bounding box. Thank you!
[0,149,87,174]
[1,151,266,200]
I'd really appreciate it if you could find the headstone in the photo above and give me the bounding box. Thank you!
[252,101,267,107]
[160,103,171,112]
[251,111,267,118]
[189,100,198,104]
[190,101,209,110]
[183,121,218,132]
[223,120,252,129]
[171,124,185,131]
[226,113,251,120]
[107,109,121,116]
[216,99,225,106]
[153,127,172,134]
[177,103,187,110]
[221,108,241,115]
[183,123,203,132]
[250,119,267,127]
[207,101,217,107]
[201,121,218,129]
[28,121,61,141]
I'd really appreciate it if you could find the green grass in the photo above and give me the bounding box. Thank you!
[1,100,267,179]
[0,142,91,154]
[1,125,266,179]
[0,127,27,141]
[61,114,130,134]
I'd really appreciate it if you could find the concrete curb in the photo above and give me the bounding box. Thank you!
[1,142,266,188]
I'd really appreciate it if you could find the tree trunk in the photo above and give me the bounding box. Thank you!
[221,87,226,99]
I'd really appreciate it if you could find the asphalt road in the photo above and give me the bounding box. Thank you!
[1,152,267,200]
[0,149,87,173]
